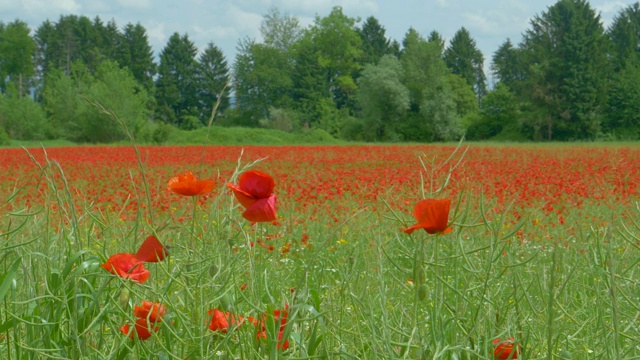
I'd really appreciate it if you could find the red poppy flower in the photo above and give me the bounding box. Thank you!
[207,309,244,333]
[101,235,168,283]
[493,338,520,359]
[167,171,215,196]
[252,305,289,350]
[134,235,168,263]
[121,318,158,340]
[256,329,290,350]
[226,170,277,222]
[101,253,150,283]
[403,198,453,235]
[134,300,166,323]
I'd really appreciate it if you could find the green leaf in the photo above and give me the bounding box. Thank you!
[0,257,21,301]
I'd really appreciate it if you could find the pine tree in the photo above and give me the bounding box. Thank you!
[443,27,486,99]
[155,32,199,126]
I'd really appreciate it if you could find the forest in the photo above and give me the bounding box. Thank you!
[0,0,639,144]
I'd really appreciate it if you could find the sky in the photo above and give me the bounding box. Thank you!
[0,0,633,83]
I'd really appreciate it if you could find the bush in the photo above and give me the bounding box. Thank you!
[0,83,50,140]
[0,126,10,146]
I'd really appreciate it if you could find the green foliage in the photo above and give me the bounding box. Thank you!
[260,107,302,133]
[43,60,152,143]
[0,125,10,145]
[195,43,230,121]
[118,23,157,92]
[466,84,521,140]
[357,55,410,140]
[0,20,35,94]
[0,83,50,140]
[605,62,640,139]
[155,32,199,124]
[521,0,608,140]
[446,73,479,117]
[166,124,340,145]
[234,39,295,124]
[443,27,486,98]
[607,3,640,72]
[151,122,174,144]
[358,16,392,65]
[401,30,461,141]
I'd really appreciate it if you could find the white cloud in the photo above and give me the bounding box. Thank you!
[116,0,151,9]
[145,20,167,46]
[20,0,80,15]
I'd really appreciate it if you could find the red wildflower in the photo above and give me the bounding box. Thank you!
[252,305,289,350]
[134,300,166,323]
[403,198,453,235]
[101,235,168,283]
[167,171,215,196]
[121,318,157,340]
[101,253,150,283]
[493,338,520,360]
[121,300,166,340]
[226,170,277,222]
[207,309,244,333]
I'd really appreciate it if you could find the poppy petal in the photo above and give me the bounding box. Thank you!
[242,194,277,222]
[226,182,257,208]
[238,171,274,199]
[135,235,167,263]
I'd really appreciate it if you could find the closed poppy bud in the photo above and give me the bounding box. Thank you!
[493,338,520,359]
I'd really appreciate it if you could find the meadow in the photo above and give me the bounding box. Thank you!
[0,142,639,359]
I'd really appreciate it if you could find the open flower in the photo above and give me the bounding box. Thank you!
[226,170,277,222]
[167,171,215,196]
[403,198,453,235]
[493,338,520,359]
[208,309,244,333]
[101,235,168,284]
[121,300,166,340]
[121,318,157,340]
[134,300,166,323]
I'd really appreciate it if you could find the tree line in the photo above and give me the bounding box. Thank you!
[1,0,639,143]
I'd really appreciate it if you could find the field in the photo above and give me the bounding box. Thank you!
[0,143,639,359]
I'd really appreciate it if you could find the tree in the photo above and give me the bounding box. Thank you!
[608,2,640,72]
[443,27,486,98]
[491,39,525,94]
[43,60,151,142]
[0,83,49,140]
[234,9,300,126]
[358,16,391,65]
[260,7,302,52]
[467,82,519,140]
[521,0,608,140]
[290,6,363,133]
[118,23,156,92]
[605,62,640,138]
[0,20,36,96]
[195,42,230,122]
[356,55,410,140]
[427,30,445,56]
[400,29,462,141]
[234,39,295,125]
[155,32,199,126]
